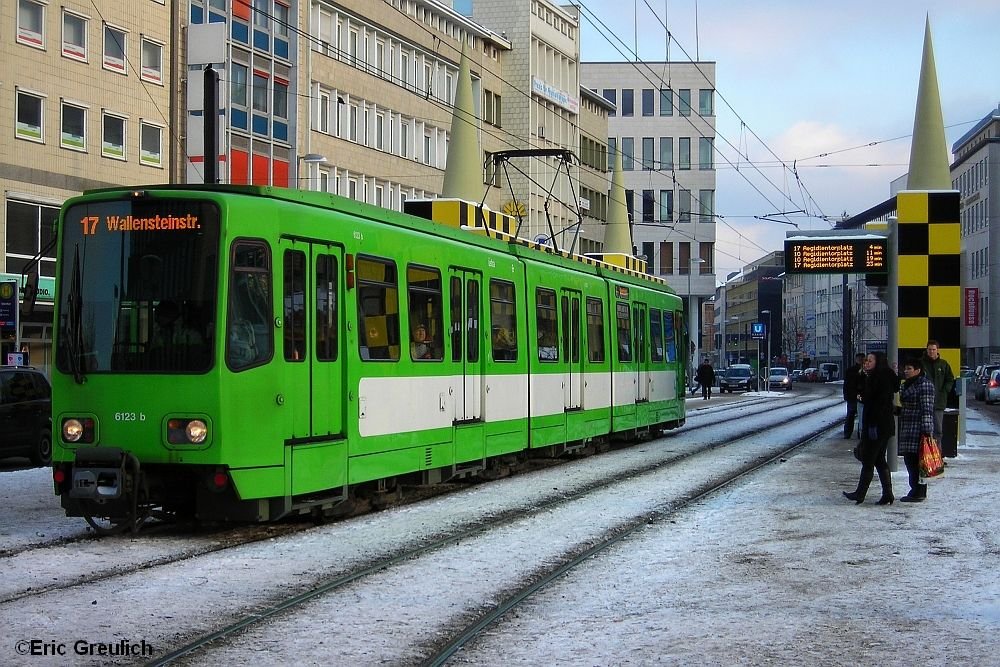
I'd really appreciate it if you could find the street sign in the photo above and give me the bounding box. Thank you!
[0,280,17,328]
[784,236,888,274]
[751,322,766,340]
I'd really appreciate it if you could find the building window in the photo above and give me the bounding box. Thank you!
[699,241,714,273]
[102,112,126,159]
[399,118,409,157]
[376,112,385,150]
[602,88,616,116]
[318,91,330,133]
[60,102,87,151]
[699,189,715,223]
[62,10,88,61]
[678,89,691,116]
[103,24,127,74]
[659,89,672,116]
[253,0,269,30]
[641,137,654,170]
[658,241,673,275]
[642,89,654,116]
[699,137,714,170]
[699,89,714,116]
[621,89,634,117]
[349,103,359,142]
[659,189,673,223]
[273,1,289,38]
[141,37,164,84]
[659,137,673,170]
[678,137,691,170]
[15,90,44,142]
[252,73,268,112]
[642,190,654,223]
[140,121,163,167]
[17,0,44,48]
[678,189,691,223]
[5,199,58,278]
[621,137,634,171]
[273,80,288,119]
[231,63,249,107]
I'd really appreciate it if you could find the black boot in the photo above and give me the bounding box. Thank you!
[843,490,864,504]
[900,483,926,503]
[877,468,894,505]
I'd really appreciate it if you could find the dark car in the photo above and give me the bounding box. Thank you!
[720,364,757,393]
[0,366,52,465]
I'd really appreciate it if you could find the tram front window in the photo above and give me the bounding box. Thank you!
[57,197,220,375]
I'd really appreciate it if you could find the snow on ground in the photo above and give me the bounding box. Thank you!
[1,392,998,666]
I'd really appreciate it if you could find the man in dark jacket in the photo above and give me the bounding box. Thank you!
[696,358,716,400]
[843,353,865,439]
[920,340,954,441]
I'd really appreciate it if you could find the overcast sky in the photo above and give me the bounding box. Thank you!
[574,0,1000,278]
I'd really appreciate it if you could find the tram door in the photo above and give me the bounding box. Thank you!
[279,241,345,440]
[560,290,582,410]
[449,269,483,422]
[633,302,649,402]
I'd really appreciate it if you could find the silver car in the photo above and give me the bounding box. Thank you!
[985,370,1000,405]
[767,367,791,390]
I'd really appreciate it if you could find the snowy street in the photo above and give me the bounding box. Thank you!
[1,385,998,665]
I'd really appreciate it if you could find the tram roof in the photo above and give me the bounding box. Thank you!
[74,184,677,295]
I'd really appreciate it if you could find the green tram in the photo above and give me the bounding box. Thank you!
[50,185,687,528]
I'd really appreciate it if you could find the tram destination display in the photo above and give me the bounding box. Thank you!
[784,237,887,274]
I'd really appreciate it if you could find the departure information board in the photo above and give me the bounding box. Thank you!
[784,237,888,274]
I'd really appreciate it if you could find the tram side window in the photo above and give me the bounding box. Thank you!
[283,250,306,362]
[586,297,605,363]
[663,310,677,362]
[227,241,273,370]
[316,254,338,361]
[450,277,463,362]
[616,302,632,362]
[536,288,558,361]
[634,306,646,363]
[407,264,443,361]
[650,308,664,362]
[490,279,517,361]
[356,256,400,361]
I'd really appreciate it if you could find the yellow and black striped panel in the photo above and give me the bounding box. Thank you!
[404,198,518,238]
[896,191,961,370]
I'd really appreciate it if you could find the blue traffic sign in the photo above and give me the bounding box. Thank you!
[751,322,766,340]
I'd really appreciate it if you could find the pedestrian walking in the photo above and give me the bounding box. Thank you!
[920,340,954,441]
[696,358,715,400]
[843,352,897,505]
[898,358,936,503]
[843,353,865,439]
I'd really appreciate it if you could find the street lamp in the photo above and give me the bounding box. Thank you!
[728,315,740,366]
[297,153,328,190]
[689,257,706,375]
[761,309,772,391]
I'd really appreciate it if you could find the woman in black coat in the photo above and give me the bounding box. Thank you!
[843,352,897,505]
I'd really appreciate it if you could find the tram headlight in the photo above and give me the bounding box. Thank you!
[167,418,210,445]
[186,420,208,444]
[62,417,95,444]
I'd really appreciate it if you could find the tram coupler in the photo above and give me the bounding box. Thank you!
[62,447,140,519]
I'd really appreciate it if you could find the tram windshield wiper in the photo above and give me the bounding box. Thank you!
[66,245,86,384]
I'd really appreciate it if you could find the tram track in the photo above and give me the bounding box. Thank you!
[139,397,844,665]
[0,395,827,609]
[0,391,840,612]
[421,415,840,665]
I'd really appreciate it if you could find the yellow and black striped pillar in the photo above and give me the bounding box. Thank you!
[895,190,961,371]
